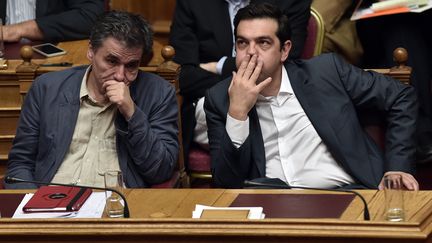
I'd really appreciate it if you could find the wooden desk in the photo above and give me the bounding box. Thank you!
[1,189,432,242]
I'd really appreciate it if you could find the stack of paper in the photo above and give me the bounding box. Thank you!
[192,204,265,219]
[351,0,432,20]
[371,0,428,11]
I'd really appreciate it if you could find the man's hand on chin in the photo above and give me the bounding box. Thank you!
[102,80,135,120]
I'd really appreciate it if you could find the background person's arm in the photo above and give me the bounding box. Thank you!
[2,20,43,42]
[34,0,105,42]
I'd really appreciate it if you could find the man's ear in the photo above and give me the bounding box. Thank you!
[87,44,94,61]
[281,40,292,62]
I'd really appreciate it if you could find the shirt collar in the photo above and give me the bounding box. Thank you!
[225,0,246,5]
[79,65,92,100]
[257,67,293,105]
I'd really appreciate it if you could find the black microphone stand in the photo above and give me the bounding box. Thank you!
[5,176,130,218]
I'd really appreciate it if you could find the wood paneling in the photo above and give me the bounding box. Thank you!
[110,0,175,24]
[110,0,176,45]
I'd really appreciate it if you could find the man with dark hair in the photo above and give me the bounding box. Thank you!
[5,11,179,189]
[169,0,311,164]
[205,3,419,190]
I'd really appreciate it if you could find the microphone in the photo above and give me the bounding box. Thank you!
[4,176,130,218]
[244,178,370,221]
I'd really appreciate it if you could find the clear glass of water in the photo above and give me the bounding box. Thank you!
[384,174,405,222]
[104,170,125,218]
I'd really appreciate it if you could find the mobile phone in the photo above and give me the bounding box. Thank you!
[32,43,67,57]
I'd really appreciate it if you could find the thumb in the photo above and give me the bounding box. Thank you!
[229,71,237,91]
[256,77,272,92]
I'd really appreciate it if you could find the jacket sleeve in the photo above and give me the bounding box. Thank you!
[331,54,418,173]
[5,80,42,189]
[116,83,179,185]
[204,85,256,188]
[35,0,105,42]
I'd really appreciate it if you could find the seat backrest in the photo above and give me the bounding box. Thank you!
[149,45,189,188]
[300,7,325,59]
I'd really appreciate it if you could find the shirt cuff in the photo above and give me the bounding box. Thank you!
[216,56,228,75]
[226,114,249,148]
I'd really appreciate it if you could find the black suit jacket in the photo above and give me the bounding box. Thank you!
[204,53,418,188]
[0,0,104,42]
[169,0,311,162]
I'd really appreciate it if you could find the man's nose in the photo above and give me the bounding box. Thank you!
[113,65,125,82]
[247,43,257,55]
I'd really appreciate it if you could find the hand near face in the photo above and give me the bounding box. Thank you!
[102,80,135,120]
[228,54,272,121]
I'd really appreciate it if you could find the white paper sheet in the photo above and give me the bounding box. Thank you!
[192,204,265,219]
[13,192,106,219]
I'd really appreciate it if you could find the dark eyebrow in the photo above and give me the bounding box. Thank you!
[126,60,141,67]
[106,53,119,60]
[257,36,273,41]
[236,35,273,41]
[106,53,140,66]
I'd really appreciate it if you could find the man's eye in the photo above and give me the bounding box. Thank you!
[107,59,117,65]
[259,40,271,48]
[126,62,139,70]
[236,40,247,48]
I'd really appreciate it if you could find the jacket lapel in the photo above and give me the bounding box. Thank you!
[54,72,84,167]
[285,62,344,162]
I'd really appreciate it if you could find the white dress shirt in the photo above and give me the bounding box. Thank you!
[6,0,36,25]
[226,67,355,188]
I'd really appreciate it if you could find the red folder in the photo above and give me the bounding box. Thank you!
[23,186,92,213]
[230,193,354,218]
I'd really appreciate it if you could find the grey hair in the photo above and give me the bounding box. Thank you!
[89,10,153,56]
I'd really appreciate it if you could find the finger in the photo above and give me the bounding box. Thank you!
[229,71,236,91]
[105,89,116,98]
[102,80,118,90]
[402,175,419,191]
[256,77,272,93]
[237,55,251,77]
[378,180,385,190]
[242,54,258,80]
[249,59,264,82]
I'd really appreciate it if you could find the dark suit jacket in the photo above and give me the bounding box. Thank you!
[204,53,418,188]
[0,0,104,42]
[169,0,311,163]
[6,66,179,189]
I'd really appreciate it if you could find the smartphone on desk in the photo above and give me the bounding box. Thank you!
[32,43,67,57]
